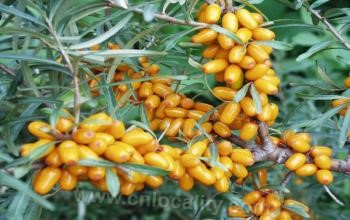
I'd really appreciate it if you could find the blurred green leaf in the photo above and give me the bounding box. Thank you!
[106,168,120,197]
[255,40,293,50]
[296,41,333,61]
[250,84,262,114]
[283,204,310,218]
[339,107,350,148]
[210,25,243,45]
[234,83,251,103]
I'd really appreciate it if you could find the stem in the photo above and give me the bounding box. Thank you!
[281,171,293,188]
[224,0,234,12]
[45,18,81,129]
[108,2,209,28]
[0,64,16,76]
[304,4,350,50]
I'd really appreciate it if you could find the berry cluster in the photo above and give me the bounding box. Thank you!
[22,110,257,195]
[279,131,334,185]
[228,189,309,220]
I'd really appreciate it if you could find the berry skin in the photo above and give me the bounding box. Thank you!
[224,64,243,84]
[222,12,238,33]
[285,153,306,171]
[60,169,78,190]
[316,169,334,185]
[295,164,317,176]
[243,190,262,205]
[310,146,332,157]
[236,8,258,30]
[58,140,79,165]
[314,155,333,169]
[27,121,54,140]
[187,164,216,186]
[220,102,241,124]
[204,4,221,24]
[202,59,229,74]
[253,28,276,41]
[239,122,258,141]
[179,173,194,191]
[227,205,247,217]
[192,29,218,43]
[34,167,62,195]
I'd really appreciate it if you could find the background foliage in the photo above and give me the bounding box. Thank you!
[0,0,349,219]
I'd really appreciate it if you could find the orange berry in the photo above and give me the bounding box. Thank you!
[236,28,252,43]
[72,128,96,144]
[239,55,256,69]
[245,64,269,81]
[204,4,221,24]
[59,169,78,190]
[236,8,258,30]
[58,140,79,165]
[213,121,231,137]
[27,121,54,139]
[239,122,258,141]
[314,155,332,169]
[224,64,243,84]
[202,44,220,59]
[295,164,317,176]
[316,169,334,185]
[222,12,238,33]
[202,59,228,74]
[285,153,306,171]
[192,29,218,43]
[217,34,235,50]
[253,28,275,41]
[179,173,194,191]
[34,167,62,194]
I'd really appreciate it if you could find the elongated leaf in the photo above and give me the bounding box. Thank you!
[250,84,262,114]
[69,13,133,50]
[339,107,350,148]
[0,172,54,210]
[0,54,65,67]
[70,49,167,58]
[106,168,120,197]
[283,205,310,218]
[221,193,250,213]
[188,57,202,69]
[210,25,244,45]
[254,40,293,51]
[310,0,329,9]
[324,185,344,206]
[120,163,168,176]
[302,94,346,100]
[234,83,251,103]
[316,64,341,89]
[0,4,46,27]
[296,41,333,61]
[22,62,40,97]
[194,122,213,141]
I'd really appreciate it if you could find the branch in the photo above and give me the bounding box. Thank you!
[107,1,210,28]
[45,18,81,129]
[304,4,350,50]
[224,122,350,173]
[0,64,16,76]
[224,0,234,12]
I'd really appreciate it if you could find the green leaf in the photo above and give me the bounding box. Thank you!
[339,107,350,148]
[70,49,167,59]
[78,159,116,167]
[0,4,46,27]
[221,193,250,213]
[106,168,120,198]
[234,83,251,103]
[254,40,293,51]
[316,64,342,89]
[119,163,168,176]
[194,122,213,141]
[210,25,244,45]
[250,84,262,114]
[100,76,119,120]
[69,13,133,50]
[0,54,65,67]
[7,141,56,167]
[310,0,330,9]
[262,184,290,193]
[296,41,333,61]
[0,172,54,210]
[188,57,202,69]
[283,204,310,218]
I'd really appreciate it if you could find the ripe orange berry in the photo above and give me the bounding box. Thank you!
[240,97,257,116]
[247,44,270,63]
[265,193,281,210]
[285,153,306,171]
[164,94,181,107]
[204,3,221,24]
[231,149,254,166]
[122,129,153,146]
[310,146,332,157]
[316,169,334,185]
[287,138,311,153]
[138,82,153,98]
[239,55,256,69]
[295,163,317,176]
[166,118,184,137]
[222,12,238,33]
[67,165,87,176]
[314,155,332,169]
[213,121,231,138]
[243,190,262,205]
[80,112,112,132]
[253,197,265,216]
[146,64,160,76]
[182,118,196,138]
[104,143,132,163]
[78,145,99,160]
[145,95,161,109]
[236,8,258,30]
[194,102,214,112]
[257,169,268,187]
[27,121,54,139]
[105,120,125,139]
[220,102,241,124]
[187,141,208,156]
[232,163,248,178]
[228,45,246,63]
[344,76,350,88]
[45,149,62,167]
[159,118,172,131]
[179,173,194,191]
[88,166,106,181]
[217,140,232,156]
[56,117,74,133]
[169,160,186,179]
[120,181,135,196]
[217,34,235,50]
[72,128,96,144]
[251,12,264,24]
[257,104,273,122]
[88,138,108,155]
[145,176,164,189]
[152,83,174,98]
[60,169,78,190]
[236,28,252,43]
[254,78,278,95]
[188,164,216,185]
[224,64,243,84]
[164,107,188,118]
[214,176,229,192]
[202,44,220,59]
[215,48,230,59]
[144,152,169,170]
[239,122,258,141]
[192,29,218,43]
[21,139,54,157]
[253,28,275,41]
[58,140,79,165]
[180,97,195,109]
[34,167,62,194]
[245,64,269,81]
[213,86,236,100]
[227,205,247,217]
[220,156,234,172]
[202,59,229,74]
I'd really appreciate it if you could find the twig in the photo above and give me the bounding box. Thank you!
[281,171,293,188]
[108,2,209,28]
[45,18,81,129]
[304,4,350,50]
[224,0,234,12]
[0,64,16,76]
